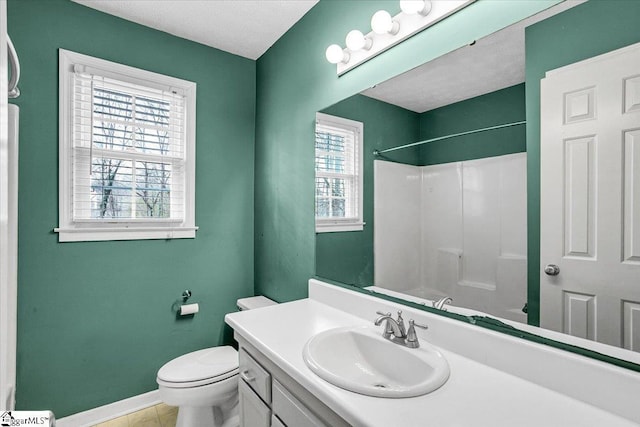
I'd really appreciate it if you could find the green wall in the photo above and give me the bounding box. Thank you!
[316,94,420,287]
[8,0,256,416]
[525,0,640,325]
[255,0,560,302]
[419,83,526,165]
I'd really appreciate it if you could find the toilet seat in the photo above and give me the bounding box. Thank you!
[157,346,239,388]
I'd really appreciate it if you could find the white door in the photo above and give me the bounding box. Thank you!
[540,42,640,351]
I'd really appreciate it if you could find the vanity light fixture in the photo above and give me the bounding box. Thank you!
[326,0,475,76]
[400,0,433,16]
[371,10,400,35]
[345,30,373,51]
[325,44,350,64]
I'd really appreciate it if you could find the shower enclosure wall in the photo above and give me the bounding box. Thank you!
[1,1,19,409]
[374,153,527,323]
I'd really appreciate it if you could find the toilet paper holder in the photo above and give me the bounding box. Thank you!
[173,290,199,317]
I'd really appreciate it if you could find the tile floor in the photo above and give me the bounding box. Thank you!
[92,403,177,427]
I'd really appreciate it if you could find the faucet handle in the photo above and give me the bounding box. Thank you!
[406,319,429,349]
[376,311,391,317]
[410,319,429,330]
[396,310,406,337]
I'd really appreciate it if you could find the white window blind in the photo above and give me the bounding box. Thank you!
[57,50,197,242]
[315,113,364,232]
[72,71,185,221]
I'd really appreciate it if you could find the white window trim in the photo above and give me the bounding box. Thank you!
[315,112,364,233]
[56,49,197,242]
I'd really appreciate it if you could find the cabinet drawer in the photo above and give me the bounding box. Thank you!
[239,347,271,404]
[273,380,326,427]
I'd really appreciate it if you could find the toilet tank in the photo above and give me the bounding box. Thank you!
[237,296,277,311]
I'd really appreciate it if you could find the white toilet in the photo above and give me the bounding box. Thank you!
[156,296,276,427]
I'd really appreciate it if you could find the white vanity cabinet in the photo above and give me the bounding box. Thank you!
[237,342,349,427]
[226,283,640,427]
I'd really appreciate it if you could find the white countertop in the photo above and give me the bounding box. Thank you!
[226,298,638,427]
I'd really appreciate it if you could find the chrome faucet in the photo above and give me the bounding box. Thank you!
[432,296,453,311]
[375,310,428,348]
[375,310,406,343]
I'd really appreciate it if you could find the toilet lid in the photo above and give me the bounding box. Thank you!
[157,346,238,388]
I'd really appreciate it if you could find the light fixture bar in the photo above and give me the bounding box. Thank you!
[335,0,475,76]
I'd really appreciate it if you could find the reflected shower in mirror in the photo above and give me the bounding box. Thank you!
[374,152,527,324]
[315,0,640,366]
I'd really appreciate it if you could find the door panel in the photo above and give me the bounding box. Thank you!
[563,136,595,258]
[624,130,640,263]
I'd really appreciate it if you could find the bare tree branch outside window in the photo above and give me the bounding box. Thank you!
[91,87,172,219]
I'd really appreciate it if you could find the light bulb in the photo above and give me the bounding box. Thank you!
[400,0,432,16]
[325,44,349,64]
[371,10,400,35]
[345,30,372,51]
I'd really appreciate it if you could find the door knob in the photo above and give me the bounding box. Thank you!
[544,264,560,276]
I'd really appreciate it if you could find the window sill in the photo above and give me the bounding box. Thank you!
[315,221,365,233]
[54,226,198,242]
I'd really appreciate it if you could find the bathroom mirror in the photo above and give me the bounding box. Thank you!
[315,0,640,370]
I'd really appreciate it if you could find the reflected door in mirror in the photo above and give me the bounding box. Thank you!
[540,42,640,351]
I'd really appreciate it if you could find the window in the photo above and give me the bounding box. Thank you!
[315,113,364,232]
[56,50,197,242]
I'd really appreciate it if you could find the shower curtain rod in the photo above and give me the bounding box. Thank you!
[373,120,526,156]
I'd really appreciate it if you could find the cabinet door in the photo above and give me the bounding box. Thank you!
[272,380,326,427]
[271,415,286,427]
[239,379,270,427]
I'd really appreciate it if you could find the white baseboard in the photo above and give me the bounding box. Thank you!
[56,390,161,427]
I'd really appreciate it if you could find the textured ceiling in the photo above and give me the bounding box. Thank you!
[361,1,585,113]
[72,0,319,60]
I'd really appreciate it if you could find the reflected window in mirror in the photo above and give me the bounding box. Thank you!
[315,113,364,233]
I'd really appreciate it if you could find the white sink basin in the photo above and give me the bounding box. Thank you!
[302,325,450,398]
